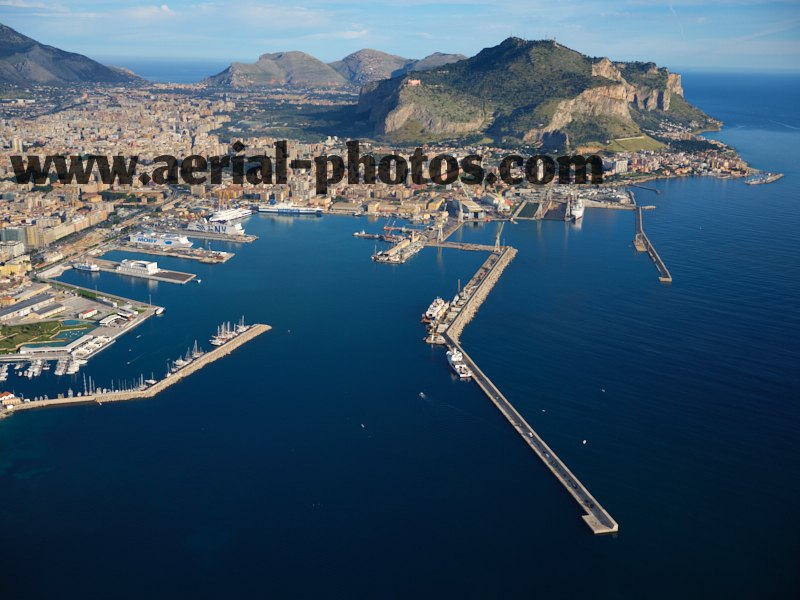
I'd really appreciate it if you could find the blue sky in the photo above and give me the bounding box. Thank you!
[1,0,798,71]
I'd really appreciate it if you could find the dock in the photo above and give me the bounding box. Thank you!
[426,241,497,252]
[118,243,234,263]
[3,324,271,417]
[634,207,672,283]
[92,258,196,284]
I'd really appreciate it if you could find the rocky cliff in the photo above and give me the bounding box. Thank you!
[355,38,712,148]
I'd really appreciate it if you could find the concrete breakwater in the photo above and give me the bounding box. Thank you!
[445,247,517,343]
[634,207,672,283]
[2,324,271,418]
[422,238,618,534]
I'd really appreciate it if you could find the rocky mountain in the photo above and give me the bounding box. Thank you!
[330,49,411,86]
[204,51,348,88]
[330,49,466,86]
[356,37,712,149]
[0,22,139,86]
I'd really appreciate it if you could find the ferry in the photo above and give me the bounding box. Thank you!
[186,219,244,236]
[73,262,100,272]
[446,348,473,380]
[129,232,193,249]
[208,207,253,223]
[258,202,322,216]
[423,297,449,322]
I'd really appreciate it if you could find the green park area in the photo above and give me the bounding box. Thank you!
[0,320,94,353]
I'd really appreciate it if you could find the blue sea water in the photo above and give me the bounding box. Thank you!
[1,73,799,599]
[101,58,232,83]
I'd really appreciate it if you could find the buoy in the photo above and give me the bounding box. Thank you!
[582,439,587,445]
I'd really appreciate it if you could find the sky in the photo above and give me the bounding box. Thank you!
[0,0,798,72]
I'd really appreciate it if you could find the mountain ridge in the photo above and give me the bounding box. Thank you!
[0,22,140,86]
[355,37,714,149]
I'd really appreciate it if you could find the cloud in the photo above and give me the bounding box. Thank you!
[124,4,175,19]
[307,28,369,40]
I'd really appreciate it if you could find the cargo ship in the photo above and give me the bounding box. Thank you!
[258,202,322,216]
[128,232,193,249]
[186,219,244,236]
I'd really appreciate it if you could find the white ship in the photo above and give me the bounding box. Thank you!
[446,348,473,380]
[208,207,253,223]
[423,297,449,322]
[569,196,585,221]
[258,202,322,216]
[186,219,244,236]
[73,262,100,272]
[209,317,249,346]
[129,232,193,249]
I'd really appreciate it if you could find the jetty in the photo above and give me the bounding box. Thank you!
[422,242,618,534]
[634,206,672,283]
[446,338,618,534]
[2,324,270,417]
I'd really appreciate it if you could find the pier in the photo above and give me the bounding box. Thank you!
[634,207,672,283]
[425,241,497,252]
[117,243,234,263]
[3,324,271,417]
[421,242,619,534]
[446,339,619,534]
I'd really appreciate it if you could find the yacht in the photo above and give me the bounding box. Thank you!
[446,348,473,380]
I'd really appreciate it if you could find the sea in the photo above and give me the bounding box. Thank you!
[1,72,798,599]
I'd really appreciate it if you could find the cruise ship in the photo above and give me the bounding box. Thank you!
[129,232,193,249]
[73,262,100,272]
[186,219,244,236]
[258,202,322,216]
[208,207,253,223]
[446,348,473,380]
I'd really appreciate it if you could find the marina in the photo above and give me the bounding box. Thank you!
[1,323,270,418]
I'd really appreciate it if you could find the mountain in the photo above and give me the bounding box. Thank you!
[330,49,410,86]
[355,37,714,149]
[330,49,466,86]
[204,51,348,88]
[0,22,139,86]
